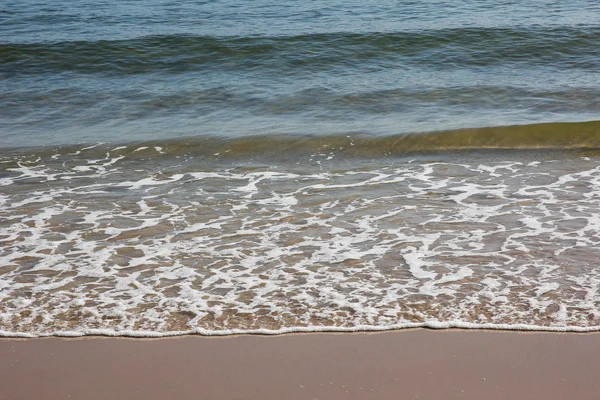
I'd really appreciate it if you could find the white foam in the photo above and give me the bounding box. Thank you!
[535,282,559,296]
[3,321,600,338]
[2,150,600,336]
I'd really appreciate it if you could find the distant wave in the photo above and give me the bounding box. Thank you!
[2,27,599,76]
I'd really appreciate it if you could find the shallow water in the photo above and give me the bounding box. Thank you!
[2,138,600,335]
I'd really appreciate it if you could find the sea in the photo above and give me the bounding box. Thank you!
[2,0,600,337]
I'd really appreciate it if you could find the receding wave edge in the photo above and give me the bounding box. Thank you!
[2,322,600,338]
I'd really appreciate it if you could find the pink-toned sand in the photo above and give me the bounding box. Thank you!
[1,329,599,400]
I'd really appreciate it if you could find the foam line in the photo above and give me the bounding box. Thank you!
[2,321,600,339]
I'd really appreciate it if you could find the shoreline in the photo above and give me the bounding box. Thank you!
[4,321,600,339]
[2,329,600,400]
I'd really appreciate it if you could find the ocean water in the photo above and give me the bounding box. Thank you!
[2,0,600,337]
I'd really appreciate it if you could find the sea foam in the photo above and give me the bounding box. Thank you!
[2,145,600,337]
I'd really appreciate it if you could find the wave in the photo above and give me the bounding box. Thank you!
[3,86,600,118]
[5,120,599,160]
[2,27,599,76]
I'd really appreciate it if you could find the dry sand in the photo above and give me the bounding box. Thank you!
[1,329,599,400]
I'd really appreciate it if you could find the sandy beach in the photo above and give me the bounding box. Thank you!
[1,329,599,400]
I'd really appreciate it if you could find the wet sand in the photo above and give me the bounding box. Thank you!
[1,329,599,400]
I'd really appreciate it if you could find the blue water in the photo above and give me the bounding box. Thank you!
[1,0,600,147]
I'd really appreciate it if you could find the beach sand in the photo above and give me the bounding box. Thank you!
[1,329,599,400]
